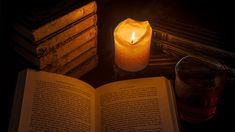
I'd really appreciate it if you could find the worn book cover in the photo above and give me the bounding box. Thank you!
[13,0,97,41]
[43,40,97,74]
[152,30,235,68]
[14,26,97,69]
[13,14,97,57]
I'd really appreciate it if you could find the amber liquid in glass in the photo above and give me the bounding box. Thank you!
[175,73,223,123]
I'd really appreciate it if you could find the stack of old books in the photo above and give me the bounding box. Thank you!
[12,0,98,78]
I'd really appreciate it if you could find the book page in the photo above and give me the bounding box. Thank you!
[95,77,179,132]
[17,69,96,132]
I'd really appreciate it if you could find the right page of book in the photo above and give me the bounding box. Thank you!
[95,77,179,132]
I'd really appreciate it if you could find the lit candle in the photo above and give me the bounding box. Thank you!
[114,18,152,72]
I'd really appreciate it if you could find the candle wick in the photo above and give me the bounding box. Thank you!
[131,40,134,44]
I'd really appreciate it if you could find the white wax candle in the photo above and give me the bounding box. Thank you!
[114,18,152,72]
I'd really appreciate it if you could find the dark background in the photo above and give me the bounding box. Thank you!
[1,0,234,131]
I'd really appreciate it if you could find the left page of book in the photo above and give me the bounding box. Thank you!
[95,77,180,132]
[10,69,96,132]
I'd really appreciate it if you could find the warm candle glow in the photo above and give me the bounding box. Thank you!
[114,18,152,72]
[130,32,136,44]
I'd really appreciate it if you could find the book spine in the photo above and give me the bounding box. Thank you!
[13,14,97,57]
[37,18,97,57]
[39,26,97,68]
[14,26,97,69]
[51,26,97,59]
[153,29,235,64]
[14,1,97,42]
[44,48,97,74]
[152,29,168,41]
[158,39,235,67]
[153,21,223,46]
[66,55,98,78]
[52,37,97,67]
[157,40,190,57]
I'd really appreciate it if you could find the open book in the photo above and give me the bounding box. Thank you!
[9,69,180,132]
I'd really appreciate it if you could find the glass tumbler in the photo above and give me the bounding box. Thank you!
[175,56,227,123]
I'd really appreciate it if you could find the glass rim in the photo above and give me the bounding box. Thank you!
[175,55,227,73]
[175,55,228,88]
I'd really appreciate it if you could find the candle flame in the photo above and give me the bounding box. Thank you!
[130,32,136,44]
